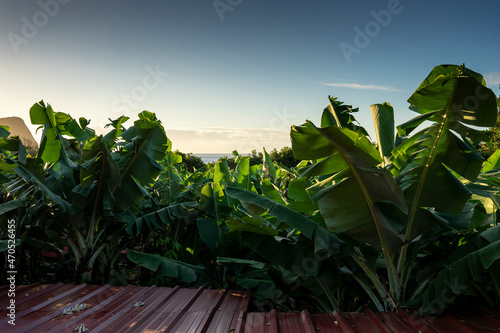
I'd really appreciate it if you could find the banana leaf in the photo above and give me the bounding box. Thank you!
[370,103,395,164]
[412,224,500,313]
[115,111,171,211]
[127,250,203,283]
[396,64,497,243]
[226,186,340,254]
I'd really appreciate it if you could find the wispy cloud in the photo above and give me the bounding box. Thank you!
[484,72,500,86]
[319,82,404,92]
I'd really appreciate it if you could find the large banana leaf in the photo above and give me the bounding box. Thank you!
[233,156,251,190]
[197,218,220,248]
[80,136,120,189]
[225,216,279,236]
[226,186,339,254]
[126,202,197,235]
[321,96,369,136]
[0,136,27,164]
[102,115,130,146]
[412,224,500,313]
[77,136,120,218]
[115,111,171,211]
[30,102,80,194]
[127,250,203,283]
[238,232,320,277]
[214,159,232,185]
[291,121,407,300]
[12,162,72,213]
[29,101,62,163]
[395,65,497,243]
[262,148,277,180]
[0,125,9,138]
[286,177,319,212]
[292,123,407,254]
[234,232,343,311]
[370,103,395,164]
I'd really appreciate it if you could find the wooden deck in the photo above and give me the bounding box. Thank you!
[1,283,499,332]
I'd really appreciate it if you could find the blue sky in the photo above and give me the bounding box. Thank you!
[1,0,499,153]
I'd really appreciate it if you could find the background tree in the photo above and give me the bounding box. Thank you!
[218,148,299,169]
[478,89,500,157]
[174,150,206,171]
[491,93,500,149]
[270,146,300,168]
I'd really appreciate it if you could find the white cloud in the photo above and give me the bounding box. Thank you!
[484,72,500,86]
[165,127,291,154]
[91,125,293,154]
[319,82,404,92]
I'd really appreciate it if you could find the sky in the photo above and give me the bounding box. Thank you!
[1,0,499,154]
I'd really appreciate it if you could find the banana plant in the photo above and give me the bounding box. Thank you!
[290,64,498,311]
[1,103,172,283]
[225,185,346,311]
[392,64,497,295]
[70,111,171,282]
[291,116,407,307]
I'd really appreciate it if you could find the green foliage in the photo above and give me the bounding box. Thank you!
[1,64,500,315]
[219,148,299,170]
[218,150,263,169]
[174,150,206,172]
[0,104,171,284]
[269,146,300,168]
[287,64,499,312]
[478,94,500,157]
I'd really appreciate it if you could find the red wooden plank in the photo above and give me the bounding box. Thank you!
[153,287,208,333]
[234,310,247,333]
[363,309,392,333]
[136,286,204,332]
[86,285,158,333]
[0,283,55,309]
[440,312,495,333]
[345,312,382,333]
[174,290,228,332]
[13,283,59,306]
[8,284,112,333]
[395,309,443,333]
[299,310,317,333]
[457,307,500,330]
[245,310,279,333]
[332,310,356,333]
[3,284,500,332]
[311,312,345,333]
[375,311,420,333]
[205,291,248,333]
[110,285,180,332]
[0,283,87,328]
[244,313,265,333]
[36,285,132,333]
[419,313,471,333]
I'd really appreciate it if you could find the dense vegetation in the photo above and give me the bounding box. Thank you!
[1,64,500,314]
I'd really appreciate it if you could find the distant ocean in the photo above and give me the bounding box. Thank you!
[196,153,232,164]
